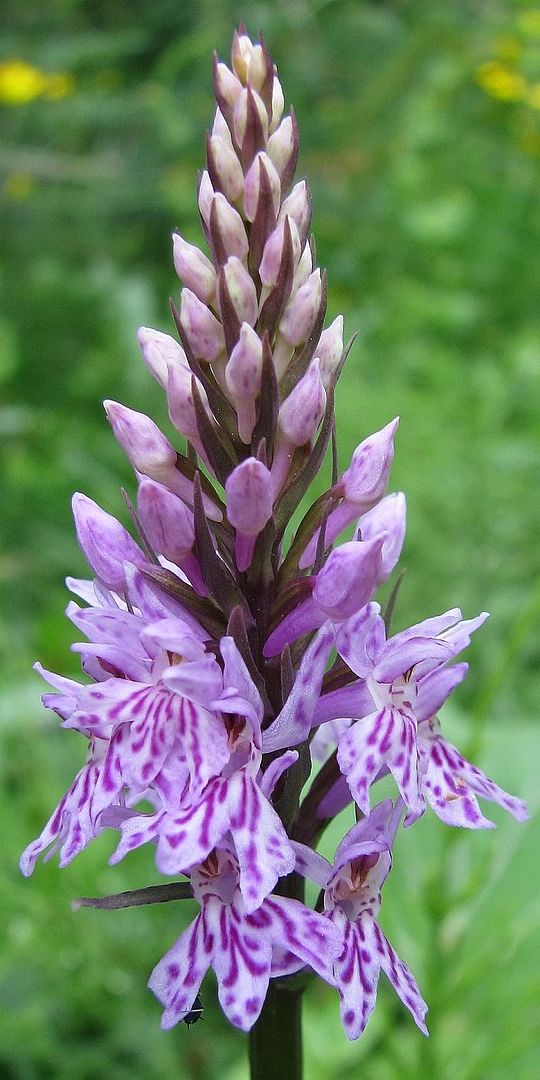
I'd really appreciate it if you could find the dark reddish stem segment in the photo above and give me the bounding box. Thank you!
[249,979,303,1080]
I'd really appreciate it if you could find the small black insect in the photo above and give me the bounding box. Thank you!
[183,993,204,1028]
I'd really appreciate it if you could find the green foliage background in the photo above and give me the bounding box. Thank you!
[1,1,538,1077]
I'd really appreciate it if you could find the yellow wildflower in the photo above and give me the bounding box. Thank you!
[3,173,34,200]
[0,59,46,105]
[525,82,540,109]
[476,61,526,102]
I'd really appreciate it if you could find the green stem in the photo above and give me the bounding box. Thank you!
[248,979,303,1080]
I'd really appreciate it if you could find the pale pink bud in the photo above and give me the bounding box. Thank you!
[166,361,207,442]
[215,61,243,110]
[277,357,326,448]
[198,170,215,228]
[210,193,249,261]
[233,86,268,147]
[225,323,263,442]
[212,107,233,144]
[279,268,322,347]
[180,288,226,363]
[356,492,406,582]
[267,115,295,177]
[137,327,187,390]
[137,477,195,564]
[342,418,399,505]
[208,134,244,202]
[220,257,258,327]
[172,234,216,304]
[259,216,301,287]
[312,537,384,620]
[104,400,177,475]
[315,315,344,388]
[226,457,274,571]
[243,152,281,222]
[279,181,311,242]
[72,493,144,592]
[232,34,267,90]
[292,241,313,291]
[270,76,285,132]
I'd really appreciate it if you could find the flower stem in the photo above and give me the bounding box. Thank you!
[248,979,303,1080]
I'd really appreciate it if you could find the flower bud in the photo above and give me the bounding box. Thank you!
[225,322,263,442]
[210,193,249,261]
[215,61,243,110]
[267,116,295,177]
[219,257,258,327]
[212,107,233,144]
[279,181,311,244]
[166,361,207,443]
[172,234,216,304]
[104,400,177,476]
[278,357,326,447]
[231,33,267,91]
[226,458,274,571]
[243,152,281,223]
[313,537,384,620]
[179,288,226,363]
[233,86,268,147]
[198,170,215,228]
[315,316,344,389]
[137,478,195,564]
[356,492,406,582]
[279,268,322,347]
[342,418,399,505]
[292,241,313,292]
[270,76,285,132]
[137,327,187,390]
[72,493,143,592]
[259,216,301,288]
[207,134,244,202]
[272,358,326,493]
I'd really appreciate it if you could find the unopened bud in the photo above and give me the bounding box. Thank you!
[207,134,244,202]
[172,234,216,304]
[278,357,326,448]
[72,493,143,592]
[137,478,195,564]
[270,76,285,132]
[137,327,187,390]
[225,323,263,442]
[220,257,258,327]
[259,216,301,288]
[279,181,311,245]
[315,316,344,388]
[267,115,295,177]
[180,288,226,363]
[212,107,233,144]
[313,537,384,620]
[243,152,281,223]
[210,193,249,261]
[215,61,243,110]
[292,241,313,292]
[104,400,177,476]
[166,362,207,444]
[233,86,268,147]
[342,418,399,505]
[198,170,215,228]
[356,492,406,582]
[279,268,322,347]
[226,457,274,571]
[231,33,267,91]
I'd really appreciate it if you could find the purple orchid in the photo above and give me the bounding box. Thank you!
[294,800,428,1040]
[21,28,527,1071]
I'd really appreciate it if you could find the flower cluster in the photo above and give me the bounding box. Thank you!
[22,29,527,1041]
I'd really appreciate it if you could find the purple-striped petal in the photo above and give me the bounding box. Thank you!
[227,772,295,912]
[20,761,100,876]
[148,912,213,1029]
[371,920,428,1035]
[337,707,424,823]
[262,624,335,752]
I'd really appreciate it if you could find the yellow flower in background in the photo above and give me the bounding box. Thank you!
[525,82,540,109]
[476,61,526,102]
[0,59,74,105]
[0,60,46,104]
[3,173,34,200]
